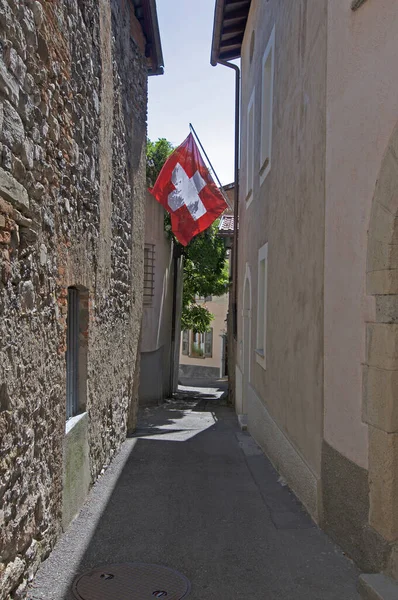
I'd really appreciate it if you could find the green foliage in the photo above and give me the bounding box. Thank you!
[146,138,174,187]
[191,343,204,358]
[181,219,228,333]
[147,137,229,334]
[181,303,215,334]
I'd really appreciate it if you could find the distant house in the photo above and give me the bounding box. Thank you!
[179,183,233,382]
[180,293,228,380]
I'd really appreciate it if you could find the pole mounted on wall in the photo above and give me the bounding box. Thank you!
[189,123,232,210]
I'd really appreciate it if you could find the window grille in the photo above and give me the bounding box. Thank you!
[144,244,155,305]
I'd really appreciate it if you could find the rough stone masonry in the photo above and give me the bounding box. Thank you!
[0,0,148,597]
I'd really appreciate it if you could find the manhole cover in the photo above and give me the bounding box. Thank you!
[71,563,191,600]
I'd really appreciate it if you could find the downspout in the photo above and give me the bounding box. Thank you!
[170,242,184,393]
[215,59,240,338]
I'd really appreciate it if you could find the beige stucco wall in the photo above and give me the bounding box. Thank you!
[324,0,398,468]
[237,0,327,484]
[180,294,228,373]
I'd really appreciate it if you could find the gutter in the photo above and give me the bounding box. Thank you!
[146,0,164,75]
[211,0,240,337]
[211,0,226,67]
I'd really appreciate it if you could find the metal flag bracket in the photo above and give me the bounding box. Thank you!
[189,123,233,211]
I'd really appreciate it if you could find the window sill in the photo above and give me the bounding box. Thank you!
[259,158,269,175]
[65,411,88,435]
[255,349,266,370]
[351,0,367,10]
[245,189,253,208]
[260,159,271,186]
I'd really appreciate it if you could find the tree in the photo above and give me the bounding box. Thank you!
[146,138,229,333]
[146,138,174,187]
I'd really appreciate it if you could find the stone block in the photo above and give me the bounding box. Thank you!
[0,167,29,212]
[4,46,27,86]
[0,58,19,107]
[63,413,91,530]
[367,270,398,295]
[0,557,25,598]
[387,543,398,580]
[375,296,398,323]
[363,366,398,432]
[366,323,398,370]
[369,202,398,245]
[368,238,398,272]
[358,574,398,600]
[373,149,398,217]
[0,100,25,152]
[32,1,44,28]
[369,426,398,541]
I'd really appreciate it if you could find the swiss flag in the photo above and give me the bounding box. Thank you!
[149,133,228,246]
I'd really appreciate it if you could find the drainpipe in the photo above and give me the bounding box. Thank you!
[170,242,184,393]
[214,59,240,338]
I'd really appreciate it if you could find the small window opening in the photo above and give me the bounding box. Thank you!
[66,286,89,420]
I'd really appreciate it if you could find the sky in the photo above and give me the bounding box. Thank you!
[148,0,236,186]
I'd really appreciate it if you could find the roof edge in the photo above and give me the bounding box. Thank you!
[141,0,164,76]
[210,0,226,66]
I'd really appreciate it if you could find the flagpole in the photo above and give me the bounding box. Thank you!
[189,123,233,211]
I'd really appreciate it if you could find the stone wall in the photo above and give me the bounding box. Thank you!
[0,0,147,597]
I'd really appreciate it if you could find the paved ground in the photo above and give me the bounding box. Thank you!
[27,381,361,600]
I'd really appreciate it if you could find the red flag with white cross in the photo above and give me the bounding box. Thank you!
[149,133,228,246]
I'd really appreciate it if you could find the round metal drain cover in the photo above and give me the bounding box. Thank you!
[72,563,191,600]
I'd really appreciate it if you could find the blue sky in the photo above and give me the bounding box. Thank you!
[148,0,236,185]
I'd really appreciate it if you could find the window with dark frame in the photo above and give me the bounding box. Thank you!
[204,328,213,358]
[182,330,189,355]
[66,287,79,420]
[143,244,155,305]
[66,286,89,421]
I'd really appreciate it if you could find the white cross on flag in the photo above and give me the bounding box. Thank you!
[149,133,228,246]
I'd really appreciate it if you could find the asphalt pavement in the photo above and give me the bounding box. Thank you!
[27,380,361,599]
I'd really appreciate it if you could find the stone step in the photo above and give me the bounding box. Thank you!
[358,574,398,600]
[237,413,248,431]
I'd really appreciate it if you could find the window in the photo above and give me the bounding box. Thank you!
[204,328,213,358]
[182,330,189,355]
[260,26,275,184]
[246,88,255,204]
[66,286,88,419]
[191,332,203,358]
[190,329,213,358]
[143,244,155,305]
[256,243,268,369]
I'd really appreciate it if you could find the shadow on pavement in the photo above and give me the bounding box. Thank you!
[27,383,360,600]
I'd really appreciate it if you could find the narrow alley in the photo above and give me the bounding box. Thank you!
[28,381,360,600]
